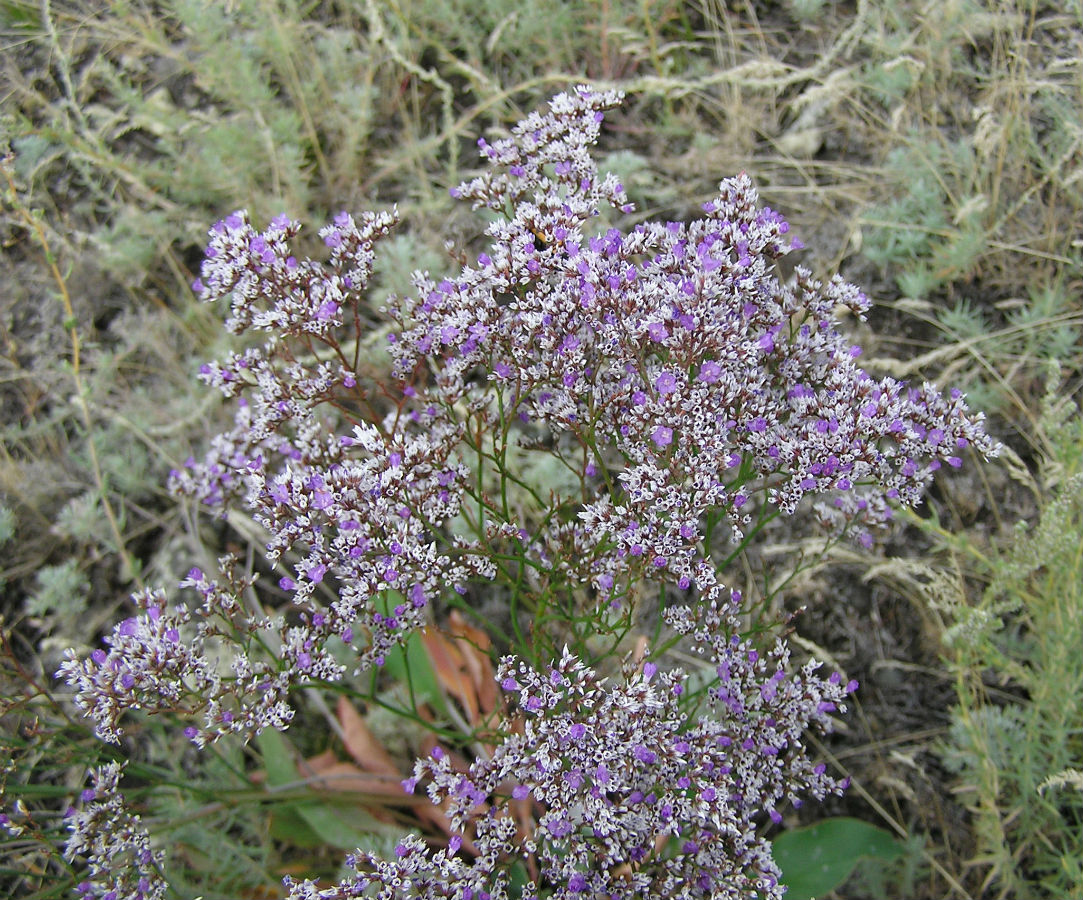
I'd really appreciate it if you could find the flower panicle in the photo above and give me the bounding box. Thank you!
[62,762,167,900]
[57,85,999,897]
[288,591,851,900]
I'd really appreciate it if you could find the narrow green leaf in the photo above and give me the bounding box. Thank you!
[292,800,397,851]
[257,731,321,847]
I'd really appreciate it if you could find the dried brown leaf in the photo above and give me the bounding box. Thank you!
[420,627,480,724]
[336,695,401,777]
[448,610,499,718]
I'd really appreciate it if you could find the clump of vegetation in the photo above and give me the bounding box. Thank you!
[1,1,1080,897]
[918,385,1083,899]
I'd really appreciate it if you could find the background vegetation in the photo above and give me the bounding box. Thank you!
[1,0,1080,897]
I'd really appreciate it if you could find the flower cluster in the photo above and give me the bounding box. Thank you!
[61,763,166,900]
[285,585,853,900]
[55,86,999,896]
[391,111,998,552]
[56,569,295,746]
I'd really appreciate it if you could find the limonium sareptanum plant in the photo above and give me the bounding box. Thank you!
[52,87,998,899]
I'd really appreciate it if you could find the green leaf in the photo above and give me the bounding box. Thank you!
[378,592,450,719]
[773,817,907,900]
[25,559,89,618]
[256,730,322,846]
[256,730,400,851]
[0,1,39,30]
[256,729,297,788]
[0,504,13,544]
[291,796,397,851]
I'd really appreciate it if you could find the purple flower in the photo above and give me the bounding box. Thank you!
[549,816,574,838]
[651,425,674,448]
[655,371,678,394]
[697,360,721,383]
